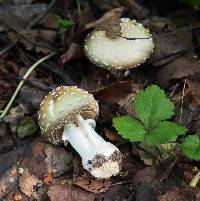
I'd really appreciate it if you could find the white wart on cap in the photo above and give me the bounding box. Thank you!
[84,18,154,70]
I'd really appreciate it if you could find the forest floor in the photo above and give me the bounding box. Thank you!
[0,0,200,200]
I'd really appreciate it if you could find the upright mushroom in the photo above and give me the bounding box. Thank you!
[38,86,122,179]
[84,18,154,70]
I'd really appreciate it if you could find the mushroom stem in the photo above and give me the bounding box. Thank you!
[62,115,122,178]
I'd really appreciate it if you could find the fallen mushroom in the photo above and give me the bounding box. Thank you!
[84,18,154,70]
[38,86,122,179]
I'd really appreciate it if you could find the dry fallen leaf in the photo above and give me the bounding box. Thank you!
[103,128,121,141]
[117,93,137,116]
[188,77,200,105]
[0,166,19,200]
[150,34,184,67]
[19,171,43,199]
[16,30,56,54]
[40,13,60,29]
[3,104,29,133]
[59,43,82,65]
[44,144,73,178]
[155,57,200,87]
[133,167,158,201]
[93,80,133,104]
[48,184,96,201]
[157,188,194,201]
[20,142,47,179]
[73,175,112,193]
[85,7,124,31]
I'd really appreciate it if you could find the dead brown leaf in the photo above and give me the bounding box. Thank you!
[119,0,149,19]
[0,166,19,200]
[48,184,96,201]
[40,14,60,29]
[85,7,124,30]
[44,144,73,178]
[59,43,82,65]
[156,57,200,87]
[150,34,184,67]
[188,77,200,105]
[103,128,121,141]
[157,188,194,201]
[96,185,131,201]
[118,93,137,116]
[10,29,57,54]
[19,170,43,199]
[93,80,133,104]
[133,167,158,201]
[20,142,47,179]
[73,175,112,193]
[3,104,29,133]
[85,7,124,37]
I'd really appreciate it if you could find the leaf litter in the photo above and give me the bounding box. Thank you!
[0,0,200,200]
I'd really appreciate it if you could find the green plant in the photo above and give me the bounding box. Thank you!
[58,19,74,32]
[181,135,200,160]
[58,19,74,50]
[76,0,81,16]
[180,0,200,7]
[113,85,200,162]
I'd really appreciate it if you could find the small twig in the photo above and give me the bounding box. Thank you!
[179,79,187,124]
[0,52,56,121]
[117,34,152,40]
[112,180,133,186]
[128,191,135,201]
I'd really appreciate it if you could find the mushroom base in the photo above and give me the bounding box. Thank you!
[62,115,122,178]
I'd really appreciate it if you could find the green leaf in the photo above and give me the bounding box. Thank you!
[181,135,200,160]
[134,85,174,128]
[58,19,74,32]
[113,116,146,142]
[146,121,187,146]
[17,117,37,138]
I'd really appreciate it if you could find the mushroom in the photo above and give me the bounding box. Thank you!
[84,18,154,70]
[38,86,122,179]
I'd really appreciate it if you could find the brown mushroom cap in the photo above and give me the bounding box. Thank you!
[38,86,99,145]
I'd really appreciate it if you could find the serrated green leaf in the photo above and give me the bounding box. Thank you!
[134,85,174,129]
[113,116,146,142]
[146,121,187,146]
[181,135,200,160]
